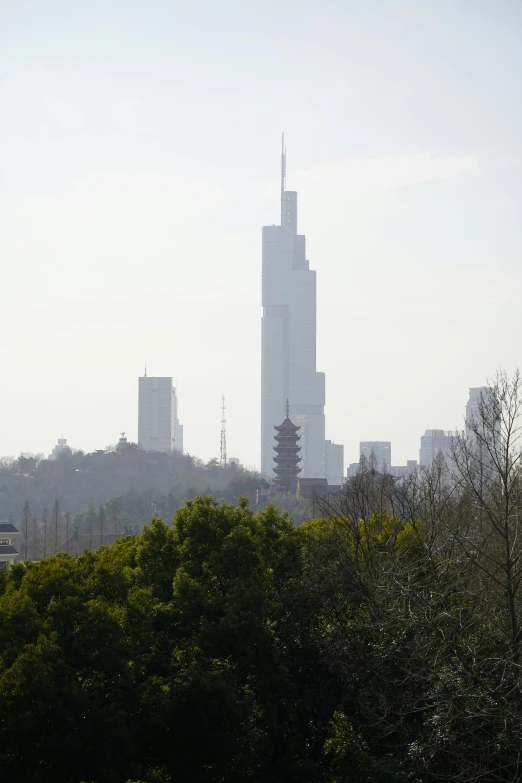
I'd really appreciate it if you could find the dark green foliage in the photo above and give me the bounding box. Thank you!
[0,495,520,782]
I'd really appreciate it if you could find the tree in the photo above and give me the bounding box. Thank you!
[98,505,106,547]
[51,500,62,555]
[21,501,31,561]
[64,512,71,555]
[40,508,49,559]
[88,503,95,551]
[446,371,522,778]
[31,512,39,561]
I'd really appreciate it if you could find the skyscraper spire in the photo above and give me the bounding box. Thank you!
[220,395,227,470]
[280,131,286,226]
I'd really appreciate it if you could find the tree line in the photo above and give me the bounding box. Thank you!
[16,499,127,560]
[11,467,309,561]
[0,443,270,521]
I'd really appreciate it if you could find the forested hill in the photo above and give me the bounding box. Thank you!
[0,444,278,521]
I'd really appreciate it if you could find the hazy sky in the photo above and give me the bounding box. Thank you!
[1,0,521,469]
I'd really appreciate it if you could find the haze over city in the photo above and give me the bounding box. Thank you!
[1,0,521,468]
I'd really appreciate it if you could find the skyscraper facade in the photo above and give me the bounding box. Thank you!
[419,429,456,469]
[360,441,392,471]
[466,387,491,439]
[325,440,344,486]
[261,140,326,478]
[138,376,182,454]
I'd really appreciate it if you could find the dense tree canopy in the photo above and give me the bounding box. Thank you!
[0,484,520,782]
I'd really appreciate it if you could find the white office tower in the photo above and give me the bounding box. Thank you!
[138,376,182,454]
[325,440,344,486]
[419,430,456,469]
[466,387,491,439]
[360,441,392,471]
[261,138,326,478]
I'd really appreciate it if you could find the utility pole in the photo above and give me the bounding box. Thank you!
[220,395,227,471]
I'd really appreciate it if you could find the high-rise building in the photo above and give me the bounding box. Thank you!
[419,430,456,469]
[325,440,344,486]
[466,387,491,439]
[261,138,326,478]
[360,441,392,471]
[390,460,418,478]
[138,375,182,454]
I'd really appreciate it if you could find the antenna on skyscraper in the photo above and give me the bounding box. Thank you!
[280,132,286,226]
[220,395,227,470]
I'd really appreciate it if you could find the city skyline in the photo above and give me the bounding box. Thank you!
[1,1,521,468]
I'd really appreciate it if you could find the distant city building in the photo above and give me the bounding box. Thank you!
[325,440,344,486]
[390,461,418,478]
[138,375,183,454]
[347,462,360,478]
[48,438,69,460]
[173,387,184,454]
[0,522,19,570]
[228,456,242,469]
[261,138,326,479]
[419,430,457,469]
[360,441,391,471]
[348,457,417,479]
[298,477,329,501]
[272,405,302,493]
[466,387,492,439]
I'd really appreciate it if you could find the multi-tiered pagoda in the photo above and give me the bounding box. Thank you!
[273,401,302,493]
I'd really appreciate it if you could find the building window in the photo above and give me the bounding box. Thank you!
[0,539,9,545]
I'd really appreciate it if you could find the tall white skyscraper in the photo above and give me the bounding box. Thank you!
[138,375,182,454]
[261,139,326,478]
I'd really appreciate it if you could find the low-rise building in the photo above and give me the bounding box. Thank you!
[0,522,20,570]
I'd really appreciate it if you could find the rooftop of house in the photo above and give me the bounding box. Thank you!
[0,545,18,555]
[0,523,19,534]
